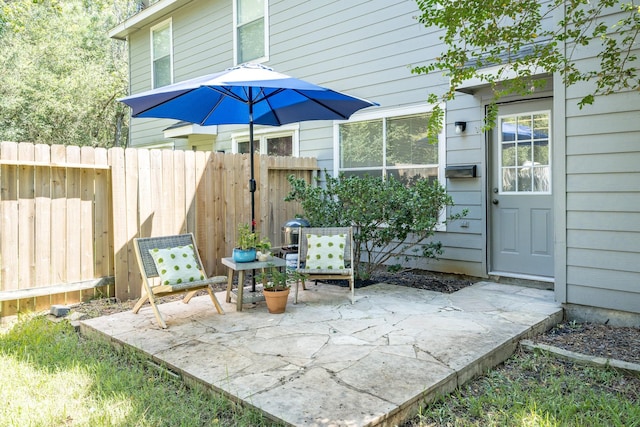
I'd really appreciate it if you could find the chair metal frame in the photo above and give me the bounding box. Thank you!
[295,226,355,304]
[132,233,226,328]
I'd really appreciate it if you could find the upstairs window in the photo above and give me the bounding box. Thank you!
[151,19,172,88]
[235,0,268,64]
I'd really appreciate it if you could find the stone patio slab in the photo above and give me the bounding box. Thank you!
[79,281,562,426]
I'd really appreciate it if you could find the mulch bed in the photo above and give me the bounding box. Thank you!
[532,321,640,365]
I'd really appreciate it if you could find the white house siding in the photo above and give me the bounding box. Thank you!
[561,8,640,314]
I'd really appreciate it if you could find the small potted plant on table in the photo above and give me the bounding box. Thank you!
[233,223,260,263]
[256,237,272,262]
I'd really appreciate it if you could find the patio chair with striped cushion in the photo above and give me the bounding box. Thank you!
[133,233,226,328]
[295,226,355,304]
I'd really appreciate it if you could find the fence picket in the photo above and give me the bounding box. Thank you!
[49,145,68,308]
[34,144,52,289]
[1,142,19,306]
[17,143,35,293]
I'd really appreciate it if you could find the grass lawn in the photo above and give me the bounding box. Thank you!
[0,315,282,427]
[2,315,639,427]
[404,350,640,426]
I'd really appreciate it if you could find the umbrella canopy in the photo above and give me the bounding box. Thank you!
[119,63,378,230]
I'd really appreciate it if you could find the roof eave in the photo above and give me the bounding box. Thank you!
[109,0,195,40]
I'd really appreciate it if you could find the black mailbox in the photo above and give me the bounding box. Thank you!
[445,165,477,178]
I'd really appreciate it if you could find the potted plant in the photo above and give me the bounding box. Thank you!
[256,265,306,313]
[233,223,260,262]
[256,237,272,262]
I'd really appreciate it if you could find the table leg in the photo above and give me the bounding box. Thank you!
[237,271,245,311]
[226,269,233,303]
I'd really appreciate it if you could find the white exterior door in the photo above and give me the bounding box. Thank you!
[489,99,554,279]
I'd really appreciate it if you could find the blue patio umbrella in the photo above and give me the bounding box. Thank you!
[119,63,378,231]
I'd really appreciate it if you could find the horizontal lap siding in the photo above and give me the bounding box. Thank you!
[172,3,231,79]
[270,0,445,103]
[564,6,640,313]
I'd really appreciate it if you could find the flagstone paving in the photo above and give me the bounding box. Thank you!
[79,281,562,427]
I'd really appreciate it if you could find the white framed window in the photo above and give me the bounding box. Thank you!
[498,110,551,194]
[334,105,445,185]
[232,125,299,156]
[233,0,269,64]
[334,104,447,230]
[151,19,173,89]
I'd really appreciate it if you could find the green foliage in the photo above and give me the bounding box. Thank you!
[413,0,639,134]
[285,172,466,278]
[256,264,307,290]
[415,350,640,426]
[0,0,132,146]
[0,315,280,426]
[236,223,261,250]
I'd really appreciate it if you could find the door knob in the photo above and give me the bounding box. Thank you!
[492,199,499,205]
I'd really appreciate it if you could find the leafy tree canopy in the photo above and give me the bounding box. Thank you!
[0,0,134,146]
[412,0,639,132]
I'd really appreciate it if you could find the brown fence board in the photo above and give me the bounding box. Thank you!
[65,146,82,290]
[49,145,68,308]
[18,142,35,291]
[34,144,52,290]
[0,143,19,298]
[94,148,111,279]
[124,148,140,300]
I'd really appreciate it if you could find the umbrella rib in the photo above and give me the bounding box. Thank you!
[208,86,247,103]
[201,93,228,125]
[291,89,352,119]
[133,91,193,117]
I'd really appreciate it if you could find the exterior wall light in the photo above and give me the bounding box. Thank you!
[455,121,467,134]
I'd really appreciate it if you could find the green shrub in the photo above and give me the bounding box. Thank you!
[286,172,466,278]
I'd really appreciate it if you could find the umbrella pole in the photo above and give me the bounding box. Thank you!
[249,93,257,292]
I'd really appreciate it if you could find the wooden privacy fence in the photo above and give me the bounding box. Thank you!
[0,141,317,317]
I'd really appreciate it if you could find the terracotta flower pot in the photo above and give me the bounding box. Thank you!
[263,287,290,314]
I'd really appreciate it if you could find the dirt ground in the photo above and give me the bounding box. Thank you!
[73,268,639,365]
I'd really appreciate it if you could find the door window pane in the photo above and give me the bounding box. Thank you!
[499,111,551,193]
[533,166,550,192]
